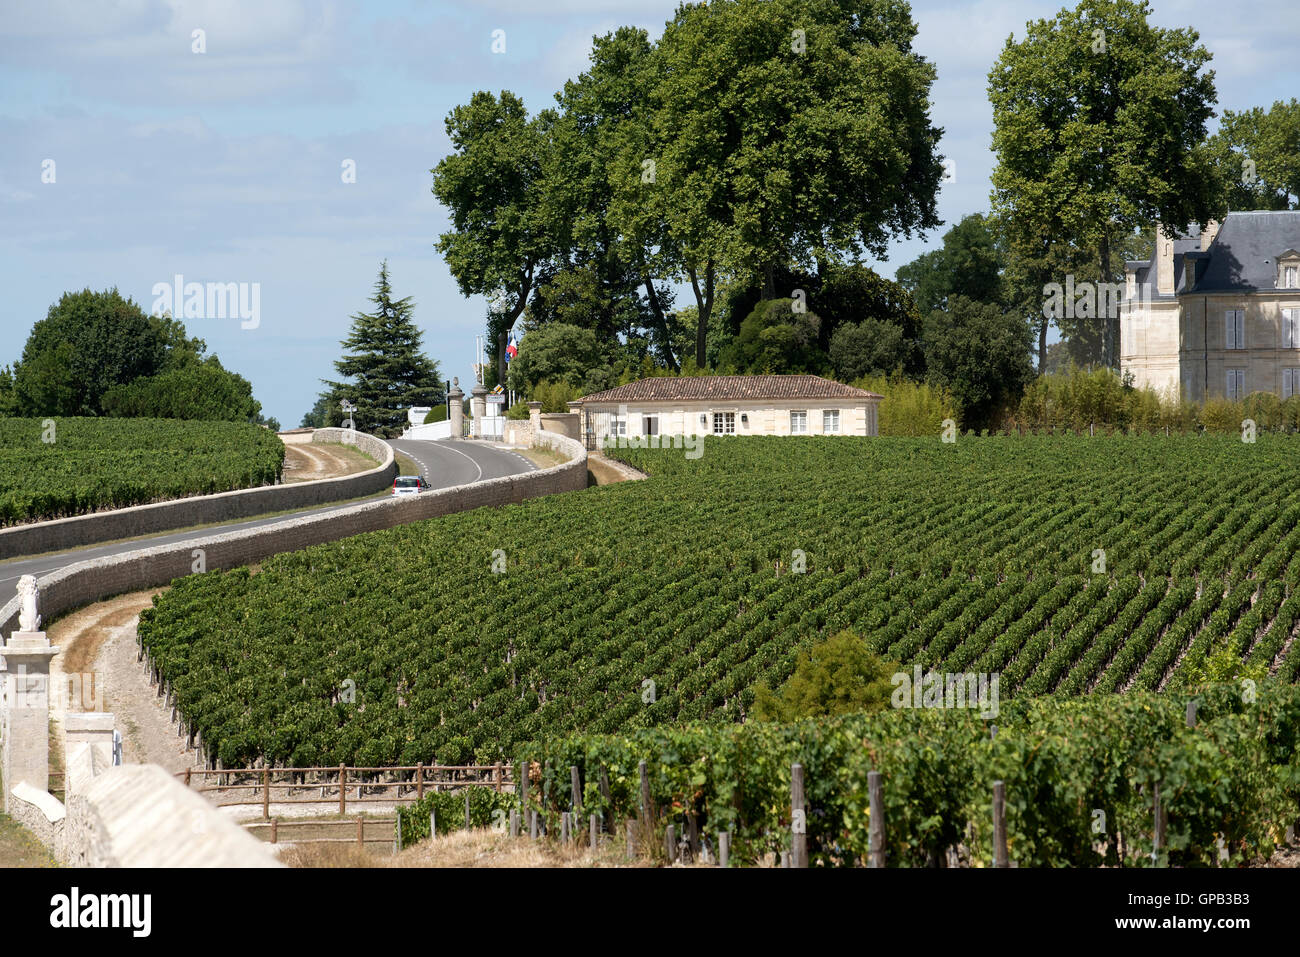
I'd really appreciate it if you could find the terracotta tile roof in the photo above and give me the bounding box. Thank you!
[578,375,881,403]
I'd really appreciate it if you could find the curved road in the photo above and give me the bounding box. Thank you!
[0,439,535,587]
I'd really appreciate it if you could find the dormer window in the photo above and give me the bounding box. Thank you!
[1279,252,1300,289]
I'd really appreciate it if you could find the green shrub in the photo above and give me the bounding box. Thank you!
[751,631,897,722]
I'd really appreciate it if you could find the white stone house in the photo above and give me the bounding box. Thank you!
[1121,211,1300,401]
[572,374,882,446]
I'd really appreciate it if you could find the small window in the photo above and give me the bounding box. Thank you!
[1285,265,1298,288]
[823,410,840,433]
[712,412,735,435]
[609,414,627,436]
[642,416,659,436]
[1225,310,1245,350]
[790,411,807,434]
[1226,369,1245,400]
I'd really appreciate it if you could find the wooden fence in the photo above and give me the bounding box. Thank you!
[177,763,514,819]
[243,816,398,853]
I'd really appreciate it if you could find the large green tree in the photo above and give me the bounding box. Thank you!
[896,213,1004,316]
[1207,98,1300,211]
[504,323,614,397]
[611,0,944,368]
[14,289,167,416]
[923,295,1035,429]
[434,91,557,385]
[990,0,1219,370]
[320,263,443,437]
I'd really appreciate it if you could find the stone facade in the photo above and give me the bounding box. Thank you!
[574,375,881,445]
[1122,212,1300,401]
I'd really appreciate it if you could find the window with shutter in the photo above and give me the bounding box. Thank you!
[1238,369,1246,398]
[1285,369,1295,400]
[1225,311,1236,349]
[1285,309,1294,349]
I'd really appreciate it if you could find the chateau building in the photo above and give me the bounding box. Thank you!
[1121,211,1300,401]
[573,374,882,445]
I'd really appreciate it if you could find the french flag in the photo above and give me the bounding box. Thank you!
[505,335,519,362]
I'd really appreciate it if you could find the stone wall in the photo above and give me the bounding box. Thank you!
[63,763,281,867]
[0,431,587,639]
[0,428,396,561]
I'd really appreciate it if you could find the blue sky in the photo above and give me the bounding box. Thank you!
[2,0,1296,427]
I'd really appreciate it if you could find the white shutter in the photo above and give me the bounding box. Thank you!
[1236,369,1246,399]
[1226,311,1236,349]
[1285,309,1293,349]
[1226,370,1235,398]
[1285,369,1294,400]
[1237,311,1246,350]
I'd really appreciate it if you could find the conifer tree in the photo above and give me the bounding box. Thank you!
[320,262,442,436]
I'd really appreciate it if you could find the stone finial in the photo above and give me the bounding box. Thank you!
[18,574,40,633]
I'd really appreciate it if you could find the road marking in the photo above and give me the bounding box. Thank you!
[423,441,483,482]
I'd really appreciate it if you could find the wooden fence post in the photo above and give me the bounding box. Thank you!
[263,766,271,821]
[396,814,402,853]
[495,762,503,794]
[356,817,364,848]
[430,809,436,839]
[416,763,424,801]
[626,820,636,859]
[719,831,731,868]
[868,770,885,868]
[590,813,599,850]
[599,767,611,810]
[665,824,676,863]
[639,760,651,824]
[519,760,529,811]
[560,811,571,844]
[464,790,471,830]
[270,818,278,844]
[791,763,808,868]
[1153,783,1166,866]
[509,809,520,838]
[530,809,539,840]
[339,764,347,815]
[992,780,1009,868]
[570,765,582,818]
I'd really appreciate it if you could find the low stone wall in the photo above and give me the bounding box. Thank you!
[0,431,587,639]
[0,428,395,561]
[64,763,281,867]
[6,782,65,859]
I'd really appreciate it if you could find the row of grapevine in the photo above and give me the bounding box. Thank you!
[0,417,284,525]
[518,683,1300,867]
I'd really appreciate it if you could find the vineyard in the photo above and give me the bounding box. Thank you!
[136,434,1300,770]
[524,683,1300,867]
[0,417,284,525]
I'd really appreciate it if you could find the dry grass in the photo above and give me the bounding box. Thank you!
[49,590,162,675]
[516,446,566,470]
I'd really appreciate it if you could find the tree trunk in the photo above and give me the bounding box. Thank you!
[1038,315,1048,374]
[688,260,715,370]
[496,268,533,385]
[643,276,679,372]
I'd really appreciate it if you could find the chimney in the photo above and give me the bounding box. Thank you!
[1156,225,1175,295]
[1201,218,1221,251]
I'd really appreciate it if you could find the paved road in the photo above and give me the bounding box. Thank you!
[0,439,535,587]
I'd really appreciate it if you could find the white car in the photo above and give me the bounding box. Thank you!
[392,475,430,497]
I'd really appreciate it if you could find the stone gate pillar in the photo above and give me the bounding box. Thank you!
[448,377,465,437]
[1,629,59,812]
[470,383,488,439]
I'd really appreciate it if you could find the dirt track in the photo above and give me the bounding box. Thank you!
[280,441,374,483]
